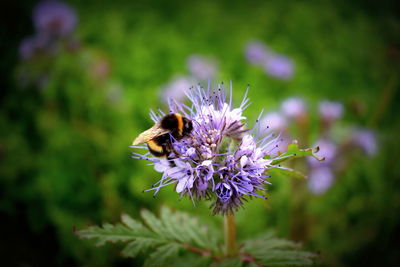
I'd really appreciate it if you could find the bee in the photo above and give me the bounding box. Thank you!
[132,113,193,158]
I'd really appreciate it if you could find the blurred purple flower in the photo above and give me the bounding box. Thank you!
[245,41,270,65]
[33,1,77,37]
[260,112,288,132]
[351,129,377,157]
[161,76,195,101]
[319,100,344,121]
[245,40,295,80]
[309,138,337,166]
[187,55,217,81]
[132,84,289,215]
[263,55,294,80]
[281,97,306,118]
[308,166,334,195]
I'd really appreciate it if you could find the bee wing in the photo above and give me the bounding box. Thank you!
[132,125,169,145]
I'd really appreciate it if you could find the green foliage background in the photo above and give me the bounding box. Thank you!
[1,0,399,266]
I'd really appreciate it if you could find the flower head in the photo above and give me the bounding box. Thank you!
[281,97,306,118]
[260,112,288,132]
[263,55,294,80]
[350,129,377,157]
[33,1,77,37]
[308,166,334,195]
[319,100,343,122]
[245,41,270,65]
[132,83,287,215]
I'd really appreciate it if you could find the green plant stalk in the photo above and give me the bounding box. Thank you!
[224,214,238,257]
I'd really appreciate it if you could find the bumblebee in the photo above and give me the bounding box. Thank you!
[132,113,193,157]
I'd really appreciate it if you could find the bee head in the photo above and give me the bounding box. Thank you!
[182,117,193,135]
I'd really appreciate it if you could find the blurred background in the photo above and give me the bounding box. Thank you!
[1,0,399,266]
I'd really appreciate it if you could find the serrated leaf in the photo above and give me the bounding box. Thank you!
[159,206,189,243]
[141,209,173,239]
[159,206,219,251]
[121,237,164,258]
[242,232,316,266]
[271,140,325,165]
[77,223,139,246]
[144,243,184,267]
[255,250,315,266]
[121,213,153,236]
[78,206,221,263]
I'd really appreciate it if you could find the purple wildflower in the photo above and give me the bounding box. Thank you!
[263,55,294,80]
[281,97,306,119]
[308,139,337,166]
[319,100,344,122]
[308,166,334,195]
[350,129,377,157]
[33,1,77,38]
[245,41,270,65]
[245,40,295,80]
[187,55,217,81]
[260,112,288,132]
[132,83,288,215]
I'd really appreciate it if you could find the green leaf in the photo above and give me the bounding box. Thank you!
[77,223,141,246]
[159,206,191,243]
[242,232,316,266]
[144,243,184,267]
[121,213,154,236]
[160,206,219,251]
[141,209,174,239]
[121,237,164,258]
[254,250,315,266]
[270,140,325,165]
[78,206,221,263]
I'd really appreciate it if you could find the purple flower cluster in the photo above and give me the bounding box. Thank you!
[33,1,77,38]
[261,97,377,195]
[245,41,294,80]
[133,84,287,215]
[19,1,78,60]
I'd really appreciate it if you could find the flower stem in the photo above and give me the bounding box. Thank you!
[224,214,237,257]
